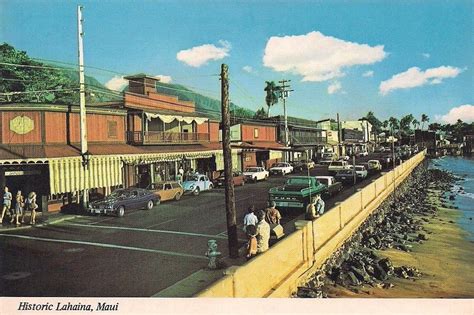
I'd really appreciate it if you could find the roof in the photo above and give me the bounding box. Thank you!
[0,103,128,115]
[231,141,302,152]
[124,73,160,81]
[0,142,223,162]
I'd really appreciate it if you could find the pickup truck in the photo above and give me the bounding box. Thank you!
[268,176,327,210]
[328,160,351,174]
[315,176,343,197]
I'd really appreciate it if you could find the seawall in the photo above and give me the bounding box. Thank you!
[195,151,426,297]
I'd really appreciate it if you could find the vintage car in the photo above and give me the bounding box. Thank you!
[319,152,337,165]
[367,160,383,171]
[315,176,343,197]
[353,165,368,179]
[214,171,245,187]
[268,176,327,210]
[328,160,351,174]
[335,169,357,184]
[147,181,184,201]
[356,151,369,157]
[182,174,213,196]
[291,160,315,172]
[88,188,160,217]
[269,162,294,176]
[243,167,269,182]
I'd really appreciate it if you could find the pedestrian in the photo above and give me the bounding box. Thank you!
[256,210,270,254]
[26,192,38,225]
[243,205,258,233]
[10,190,24,226]
[305,194,325,220]
[245,224,258,260]
[0,186,12,224]
[178,165,184,184]
[265,201,282,225]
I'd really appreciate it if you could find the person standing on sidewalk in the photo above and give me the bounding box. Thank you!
[245,224,258,260]
[10,190,24,226]
[1,186,12,224]
[27,192,38,225]
[243,205,258,233]
[265,201,282,225]
[256,210,270,254]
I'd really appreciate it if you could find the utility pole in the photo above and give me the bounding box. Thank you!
[278,79,293,161]
[78,5,89,208]
[337,113,342,157]
[220,64,238,258]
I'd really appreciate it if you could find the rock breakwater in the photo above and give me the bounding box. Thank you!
[297,162,458,298]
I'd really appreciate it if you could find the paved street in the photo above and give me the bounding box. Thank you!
[0,154,394,296]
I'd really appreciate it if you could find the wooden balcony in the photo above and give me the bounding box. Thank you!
[127,131,210,145]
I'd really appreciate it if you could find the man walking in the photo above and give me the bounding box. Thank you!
[243,206,258,233]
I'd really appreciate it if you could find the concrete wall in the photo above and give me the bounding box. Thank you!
[196,151,426,297]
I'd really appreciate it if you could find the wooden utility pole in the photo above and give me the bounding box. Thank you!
[278,79,293,161]
[220,64,238,258]
[77,5,89,209]
[337,113,342,157]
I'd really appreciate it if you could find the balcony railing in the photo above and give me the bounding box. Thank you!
[290,135,327,145]
[127,131,210,145]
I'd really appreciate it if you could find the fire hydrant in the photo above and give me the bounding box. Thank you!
[205,240,221,270]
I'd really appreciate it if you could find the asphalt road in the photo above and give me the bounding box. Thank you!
[0,153,398,296]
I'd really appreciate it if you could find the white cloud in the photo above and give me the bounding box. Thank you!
[362,70,374,77]
[154,75,172,83]
[242,65,253,73]
[105,76,128,91]
[176,40,231,67]
[263,31,387,82]
[327,81,342,94]
[379,66,463,95]
[436,104,474,124]
[422,53,431,59]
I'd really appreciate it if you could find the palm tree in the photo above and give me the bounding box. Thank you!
[264,81,280,117]
[382,120,389,131]
[421,114,429,130]
[412,119,420,130]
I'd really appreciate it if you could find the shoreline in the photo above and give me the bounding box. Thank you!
[325,187,474,298]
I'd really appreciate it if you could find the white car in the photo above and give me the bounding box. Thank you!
[269,162,293,176]
[351,165,368,180]
[243,167,269,182]
[182,174,213,196]
[367,160,382,171]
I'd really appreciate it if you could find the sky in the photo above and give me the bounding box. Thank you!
[1,0,473,124]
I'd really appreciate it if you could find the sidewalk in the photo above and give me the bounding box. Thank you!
[0,212,81,232]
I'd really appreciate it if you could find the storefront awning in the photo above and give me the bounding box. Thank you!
[145,112,208,125]
[49,156,123,195]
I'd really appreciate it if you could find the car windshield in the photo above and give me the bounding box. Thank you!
[356,166,365,171]
[338,170,353,175]
[368,161,377,165]
[273,163,286,167]
[245,168,259,172]
[185,175,199,181]
[110,190,130,198]
[317,178,329,185]
[331,162,342,166]
[286,178,312,186]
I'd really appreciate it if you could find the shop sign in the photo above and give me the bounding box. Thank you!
[5,170,41,176]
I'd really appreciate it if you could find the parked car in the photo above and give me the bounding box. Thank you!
[352,165,368,180]
[88,188,160,217]
[356,151,369,157]
[339,155,350,161]
[147,181,184,202]
[374,146,386,153]
[320,152,337,165]
[182,174,213,196]
[315,176,343,197]
[269,162,294,176]
[243,167,269,182]
[379,155,393,168]
[335,169,357,184]
[268,176,327,210]
[214,171,245,187]
[328,160,351,174]
[367,160,382,172]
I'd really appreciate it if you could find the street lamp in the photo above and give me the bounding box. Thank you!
[81,151,91,168]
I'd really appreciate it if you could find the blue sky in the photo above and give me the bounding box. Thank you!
[1,0,472,123]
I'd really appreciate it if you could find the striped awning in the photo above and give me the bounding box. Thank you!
[121,150,219,165]
[49,156,123,195]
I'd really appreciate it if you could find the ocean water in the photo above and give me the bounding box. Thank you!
[431,156,474,241]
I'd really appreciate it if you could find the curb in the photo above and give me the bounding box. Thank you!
[0,214,82,232]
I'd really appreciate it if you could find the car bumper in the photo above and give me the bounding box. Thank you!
[88,207,114,215]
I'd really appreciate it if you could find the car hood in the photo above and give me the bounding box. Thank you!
[243,172,258,176]
[182,181,198,189]
[270,167,288,171]
[90,198,116,207]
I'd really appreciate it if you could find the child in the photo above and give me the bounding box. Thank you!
[245,224,258,260]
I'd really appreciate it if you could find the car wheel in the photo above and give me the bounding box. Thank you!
[208,184,213,191]
[193,187,200,196]
[146,200,154,210]
[241,180,245,186]
[264,175,268,181]
[117,206,125,217]
[175,193,181,201]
